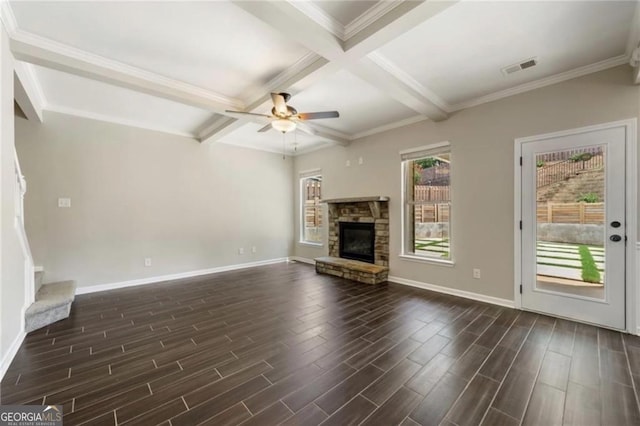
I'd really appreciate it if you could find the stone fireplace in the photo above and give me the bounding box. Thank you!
[315,196,389,284]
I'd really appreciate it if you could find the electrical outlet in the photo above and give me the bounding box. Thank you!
[144,258,152,267]
[58,198,71,208]
[473,268,481,279]
[251,246,257,253]
[346,160,351,167]
[358,157,363,165]
[238,248,244,255]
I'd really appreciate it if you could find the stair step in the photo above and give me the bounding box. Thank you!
[25,280,76,333]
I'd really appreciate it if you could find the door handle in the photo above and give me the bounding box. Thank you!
[610,235,622,242]
[610,221,621,228]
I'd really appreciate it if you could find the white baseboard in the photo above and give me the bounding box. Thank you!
[388,275,515,309]
[76,257,289,295]
[0,329,26,381]
[289,256,315,265]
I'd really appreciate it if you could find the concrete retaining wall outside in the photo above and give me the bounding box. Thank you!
[537,223,604,246]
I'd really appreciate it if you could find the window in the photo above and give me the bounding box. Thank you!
[401,143,452,261]
[300,172,323,244]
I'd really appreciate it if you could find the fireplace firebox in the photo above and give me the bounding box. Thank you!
[339,222,375,264]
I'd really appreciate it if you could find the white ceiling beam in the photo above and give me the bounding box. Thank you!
[342,1,457,57]
[14,61,44,122]
[297,122,350,146]
[9,30,244,115]
[229,0,452,125]
[353,54,449,121]
[199,53,338,144]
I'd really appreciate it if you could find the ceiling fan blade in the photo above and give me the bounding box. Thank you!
[271,93,288,116]
[297,111,340,120]
[257,123,272,133]
[225,110,272,118]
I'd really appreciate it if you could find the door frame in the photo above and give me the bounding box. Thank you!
[514,118,637,333]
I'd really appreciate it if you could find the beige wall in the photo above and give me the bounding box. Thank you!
[16,112,294,288]
[293,65,640,301]
[1,23,27,371]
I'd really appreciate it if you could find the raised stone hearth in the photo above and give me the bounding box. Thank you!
[315,196,390,285]
[315,256,389,285]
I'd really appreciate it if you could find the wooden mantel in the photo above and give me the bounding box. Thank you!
[321,196,389,204]
[321,196,389,220]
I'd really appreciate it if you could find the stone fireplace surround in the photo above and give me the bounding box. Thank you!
[315,196,389,285]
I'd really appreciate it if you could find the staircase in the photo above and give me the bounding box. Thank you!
[24,270,76,333]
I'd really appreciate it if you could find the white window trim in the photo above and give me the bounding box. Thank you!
[299,170,324,246]
[400,142,454,264]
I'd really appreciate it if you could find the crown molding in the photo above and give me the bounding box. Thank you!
[367,51,451,112]
[449,54,630,112]
[284,0,405,43]
[287,1,345,40]
[351,114,428,140]
[0,0,17,34]
[344,0,404,40]
[10,28,245,111]
[46,105,197,139]
[217,138,300,157]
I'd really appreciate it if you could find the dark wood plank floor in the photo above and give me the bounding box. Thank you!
[2,262,640,426]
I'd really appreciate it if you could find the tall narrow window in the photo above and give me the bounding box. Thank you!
[301,173,323,244]
[401,143,452,261]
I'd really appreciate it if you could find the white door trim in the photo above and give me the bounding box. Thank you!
[514,118,638,333]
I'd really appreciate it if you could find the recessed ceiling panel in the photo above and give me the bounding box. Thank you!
[312,0,379,26]
[289,70,416,134]
[219,122,333,155]
[378,1,636,106]
[11,1,311,99]
[32,65,212,136]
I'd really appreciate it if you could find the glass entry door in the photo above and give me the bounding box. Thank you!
[521,125,626,329]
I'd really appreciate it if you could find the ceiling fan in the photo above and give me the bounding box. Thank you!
[225,92,339,134]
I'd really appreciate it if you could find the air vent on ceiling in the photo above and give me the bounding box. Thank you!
[502,57,538,75]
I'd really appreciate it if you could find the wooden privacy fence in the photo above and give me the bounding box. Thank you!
[415,203,450,223]
[537,202,604,225]
[414,185,450,202]
[537,155,604,188]
[305,180,321,200]
[305,200,323,228]
[537,147,602,162]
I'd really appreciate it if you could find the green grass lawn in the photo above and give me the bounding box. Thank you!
[578,245,602,283]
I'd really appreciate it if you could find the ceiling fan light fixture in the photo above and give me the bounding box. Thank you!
[272,118,296,133]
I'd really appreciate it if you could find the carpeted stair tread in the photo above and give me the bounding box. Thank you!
[25,281,76,332]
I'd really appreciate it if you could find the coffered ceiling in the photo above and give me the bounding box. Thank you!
[2,1,639,155]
